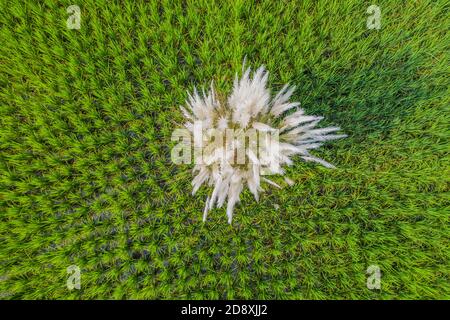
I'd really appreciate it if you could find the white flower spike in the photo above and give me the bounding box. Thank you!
[180,62,346,224]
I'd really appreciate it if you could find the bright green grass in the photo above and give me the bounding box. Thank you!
[0,0,449,299]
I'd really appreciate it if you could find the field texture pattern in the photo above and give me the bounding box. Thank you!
[0,0,449,299]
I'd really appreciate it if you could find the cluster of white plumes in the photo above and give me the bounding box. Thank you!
[180,63,346,224]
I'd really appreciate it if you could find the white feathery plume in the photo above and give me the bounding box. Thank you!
[180,62,346,224]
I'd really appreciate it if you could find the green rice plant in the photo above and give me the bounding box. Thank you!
[0,0,448,299]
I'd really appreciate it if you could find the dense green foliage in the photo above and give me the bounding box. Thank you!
[0,0,448,299]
